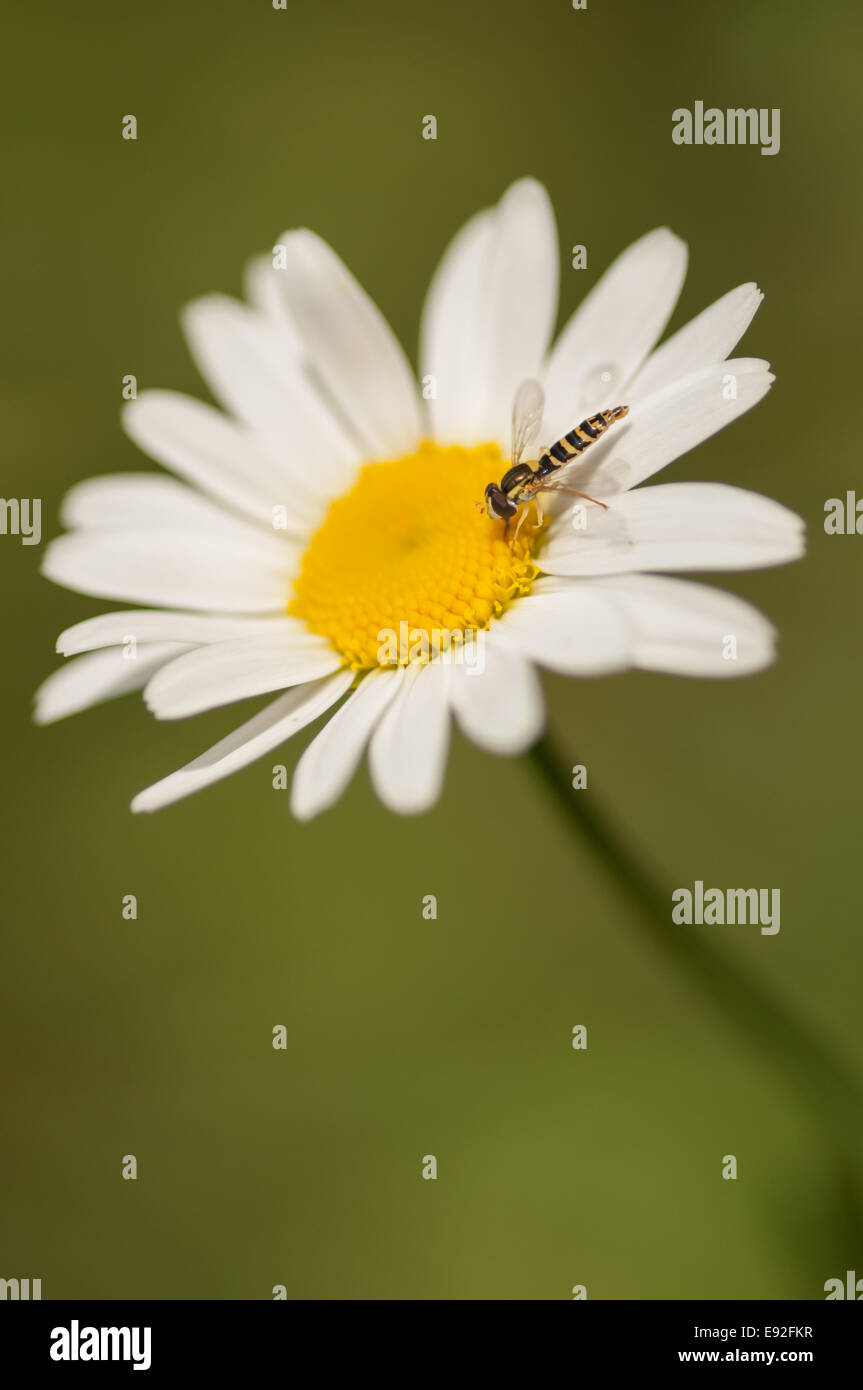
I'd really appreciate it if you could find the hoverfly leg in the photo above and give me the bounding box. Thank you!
[511,505,529,546]
[540,482,609,511]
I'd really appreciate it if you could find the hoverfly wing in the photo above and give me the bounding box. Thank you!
[510,378,545,467]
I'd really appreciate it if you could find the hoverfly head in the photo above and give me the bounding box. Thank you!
[484,483,518,522]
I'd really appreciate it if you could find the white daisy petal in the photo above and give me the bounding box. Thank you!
[57,611,297,656]
[143,630,343,720]
[123,390,314,534]
[42,528,293,612]
[182,293,360,502]
[242,254,305,354]
[448,637,545,754]
[244,255,371,480]
[493,588,632,676]
[131,669,354,813]
[59,474,297,560]
[542,482,805,576]
[181,292,291,419]
[628,283,764,404]
[264,229,423,458]
[589,573,776,676]
[291,666,404,820]
[541,227,688,438]
[475,179,559,447]
[368,662,451,814]
[34,643,192,725]
[419,208,496,443]
[572,358,776,498]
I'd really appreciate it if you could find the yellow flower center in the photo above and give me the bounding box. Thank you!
[290,441,542,668]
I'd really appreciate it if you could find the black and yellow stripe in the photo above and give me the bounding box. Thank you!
[536,406,628,476]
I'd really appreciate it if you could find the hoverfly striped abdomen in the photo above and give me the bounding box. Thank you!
[539,406,629,472]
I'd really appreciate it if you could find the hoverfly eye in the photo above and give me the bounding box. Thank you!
[484,486,516,521]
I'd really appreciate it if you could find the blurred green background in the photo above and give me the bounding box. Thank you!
[2,0,861,1299]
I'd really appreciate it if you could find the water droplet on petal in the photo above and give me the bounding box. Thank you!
[580,363,621,410]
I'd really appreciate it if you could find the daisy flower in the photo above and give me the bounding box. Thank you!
[37,179,804,817]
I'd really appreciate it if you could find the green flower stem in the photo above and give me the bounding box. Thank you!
[528,728,863,1192]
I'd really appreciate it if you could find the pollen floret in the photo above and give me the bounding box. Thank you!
[290,442,542,668]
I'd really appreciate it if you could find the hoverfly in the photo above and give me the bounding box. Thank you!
[481,378,629,540]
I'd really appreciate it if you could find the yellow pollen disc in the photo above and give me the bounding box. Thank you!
[290,441,542,669]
